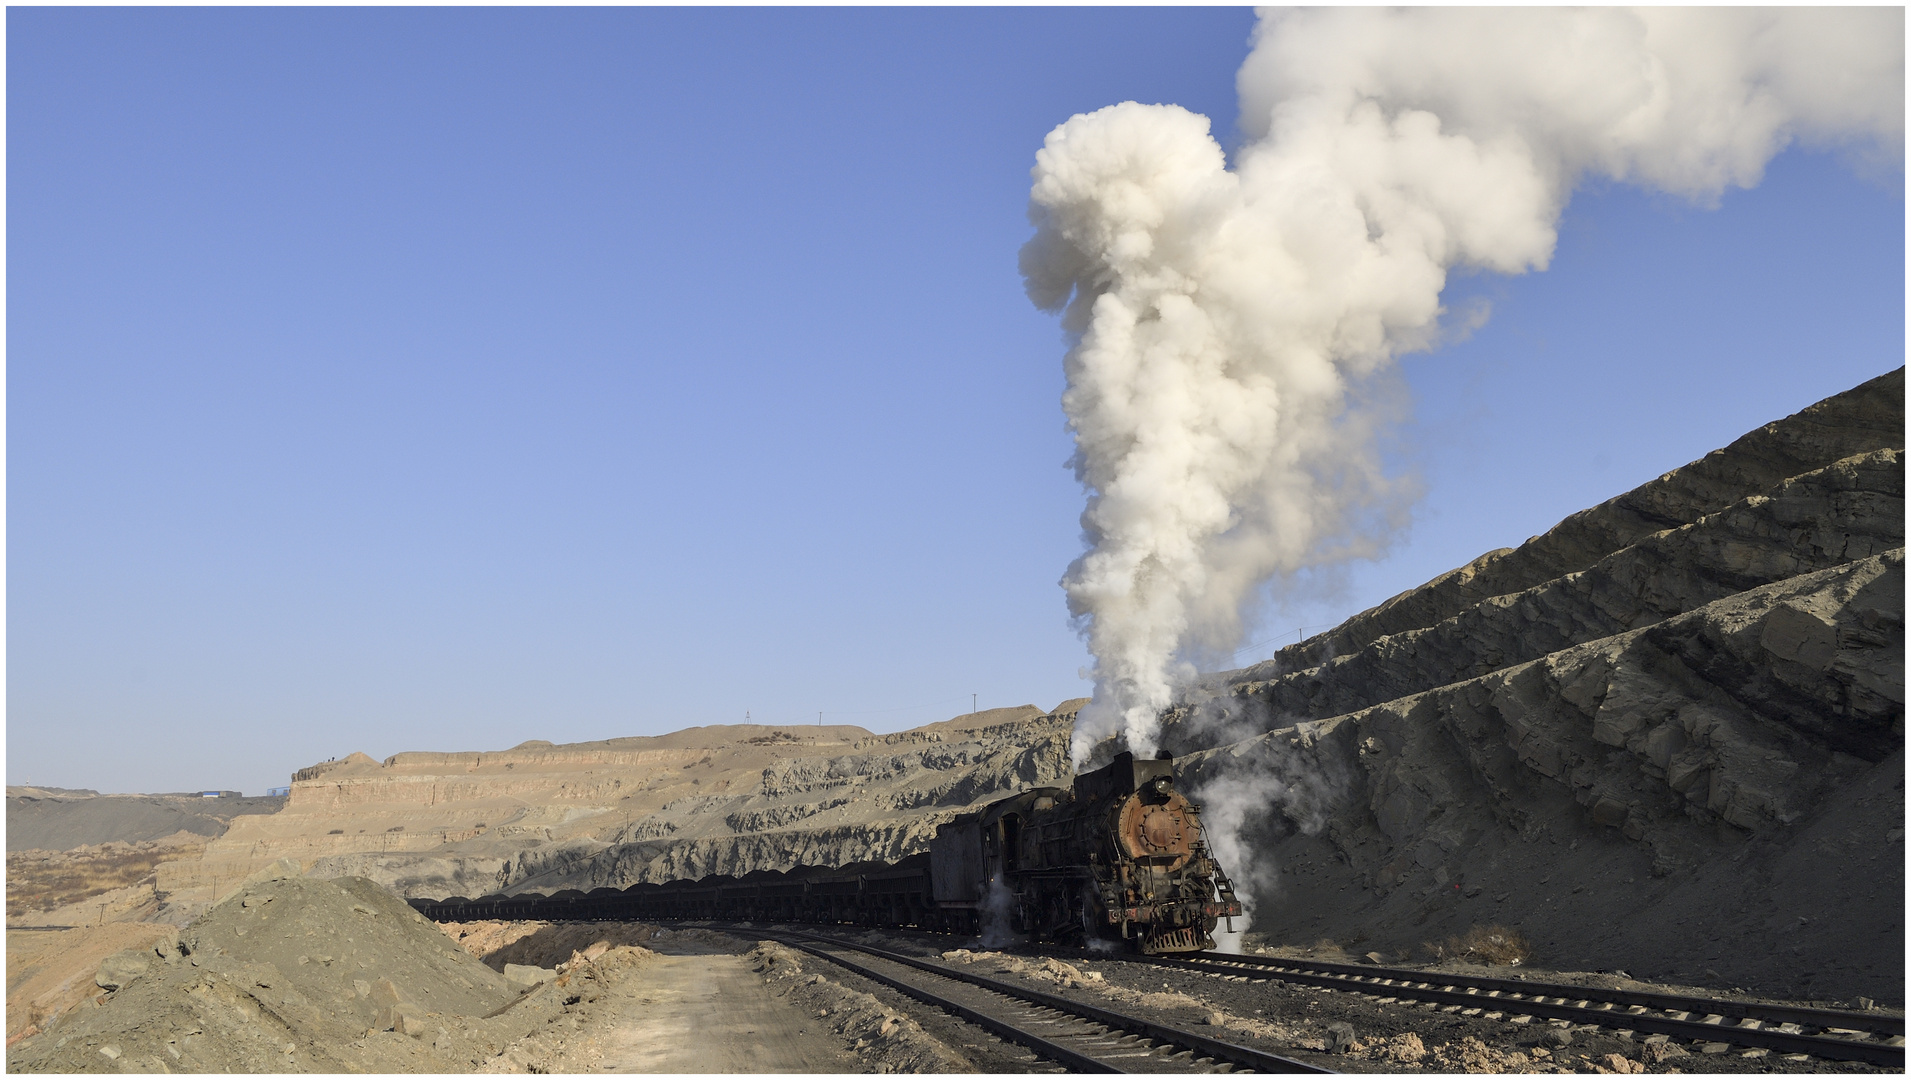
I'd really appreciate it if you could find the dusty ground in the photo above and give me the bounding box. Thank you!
[502,941,916,1074]
[442,922,992,1073]
[588,950,855,1072]
[4,839,209,1043]
[9,893,998,1074]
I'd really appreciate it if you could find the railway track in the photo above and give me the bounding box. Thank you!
[1138,950,1904,1068]
[773,931,1330,1074]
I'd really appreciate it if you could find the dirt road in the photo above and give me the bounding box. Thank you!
[591,950,862,1073]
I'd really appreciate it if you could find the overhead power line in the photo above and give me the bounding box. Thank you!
[1230,624,1334,659]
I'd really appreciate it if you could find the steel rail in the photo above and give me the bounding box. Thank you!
[1136,952,1901,1067]
[772,936,1121,1073]
[784,932,1331,1074]
[1175,952,1903,1037]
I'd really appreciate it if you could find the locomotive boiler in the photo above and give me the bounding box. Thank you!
[411,749,1242,955]
[929,750,1241,953]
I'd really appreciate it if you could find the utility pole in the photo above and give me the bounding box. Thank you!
[818,711,822,727]
[972,693,978,717]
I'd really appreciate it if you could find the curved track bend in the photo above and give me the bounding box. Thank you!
[774,932,1331,1074]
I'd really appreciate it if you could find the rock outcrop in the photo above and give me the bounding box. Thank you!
[1265,367,1902,675]
[1172,446,1901,733]
[1167,367,1904,1004]
[150,706,1079,915]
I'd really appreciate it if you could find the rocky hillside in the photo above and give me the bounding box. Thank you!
[148,704,1081,918]
[1164,367,1903,1004]
[6,789,285,853]
[1256,367,1903,679]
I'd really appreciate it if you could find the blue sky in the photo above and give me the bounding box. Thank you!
[9,8,1902,795]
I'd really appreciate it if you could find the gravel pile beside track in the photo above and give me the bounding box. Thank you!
[5,876,652,1073]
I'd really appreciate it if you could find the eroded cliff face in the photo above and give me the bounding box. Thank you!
[1166,368,1904,1003]
[151,707,1078,918]
[1179,448,1901,730]
[1266,368,1904,675]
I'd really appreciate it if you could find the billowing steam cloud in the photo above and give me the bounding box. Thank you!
[1024,8,1903,765]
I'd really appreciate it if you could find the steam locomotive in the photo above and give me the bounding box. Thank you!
[410,750,1242,954]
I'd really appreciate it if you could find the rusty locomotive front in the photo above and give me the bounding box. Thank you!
[411,750,1242,954]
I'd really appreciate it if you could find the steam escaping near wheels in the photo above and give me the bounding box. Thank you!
[1022,8,1905,767]
[976,877,1021,950]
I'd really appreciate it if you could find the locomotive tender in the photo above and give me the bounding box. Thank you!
[410,750,1243,954]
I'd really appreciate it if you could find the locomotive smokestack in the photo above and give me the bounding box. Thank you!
[1023,8,1904,766]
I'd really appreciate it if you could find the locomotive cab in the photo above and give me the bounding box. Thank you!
[928,787,1066,909]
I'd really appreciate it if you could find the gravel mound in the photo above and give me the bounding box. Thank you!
[4,875,594,1073]
[5,924,179,1043]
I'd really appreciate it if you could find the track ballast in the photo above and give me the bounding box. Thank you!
[1141,951,1903,1068]
[777,931,1330,1074]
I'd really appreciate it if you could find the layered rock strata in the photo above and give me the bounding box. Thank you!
[1169,445,1902,735]
[1263,367,1902,676]
[1166,368,1904,1003]
[152,706,1078,916]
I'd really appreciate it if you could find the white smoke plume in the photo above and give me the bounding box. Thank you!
[1188,727,1354,951]
[1023,8,1903,765]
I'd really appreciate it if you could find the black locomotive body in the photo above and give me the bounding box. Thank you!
[411,750,1241,954]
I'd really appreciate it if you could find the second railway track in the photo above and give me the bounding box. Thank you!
[773,931,1330,1073]
[1139,950,1904,1068]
